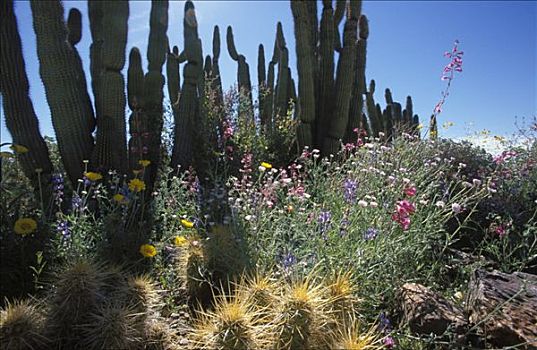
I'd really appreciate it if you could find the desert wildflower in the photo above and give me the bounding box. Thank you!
[139,244,157,258]
[128,178,146,192]
[84,172,103,182]
[113,193,125,204]
[14,218,37,236]
[174,236,188,246]
[181,219,195,229]
[260,162,272,169]
[138,159,151,167]
[0,152,14,159]
[10,144,29,154]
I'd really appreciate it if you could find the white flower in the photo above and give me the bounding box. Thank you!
[245,215,254,221]
[358,200,368,207]
[452,203,462,213]
[472,179,482,186]
[435,201,445,208]
[370,201,379,208]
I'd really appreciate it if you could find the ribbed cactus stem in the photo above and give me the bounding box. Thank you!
[226,26,253,120]
[171,0,202,170]
[166,49,180,108]
[1,0,53,194]
[413,114,420,138]
[333,0,346,52]
[346,14,368,144]
[67,8,81,46]
[317,0,336,147]
[429,114,438,140]
[258,44,266,127]
[365,80,380,138]
[31,0,95,185]
[323,9,359,155]
[211,26,223,107]
[404,96,413,126]
[384,104,394,140]
[385,88,393,105]
[291,0,317,150]
[263,61,275,132]
[92,1,129,174]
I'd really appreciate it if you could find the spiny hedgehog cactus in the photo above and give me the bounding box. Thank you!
[324,270,360,326]
[190,290,272,349]
[0,299,49,350]
[333,318,382,350]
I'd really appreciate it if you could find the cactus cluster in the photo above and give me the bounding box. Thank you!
[364,82,421,140]
[0,261,177,349]
[189,268,382,349]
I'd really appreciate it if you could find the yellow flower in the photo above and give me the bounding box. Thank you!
[181,219,195,229]
[138,159,151,167]
[260,162,272,169]
[14,218,37,236]
[85,172,103,182]
[0,152,14,159]
[174,236,188,246]
[416,124,424,130]
[128,178,146,192]
[10,144,29,154]
[139,244,157,258]
[113,194,126,203]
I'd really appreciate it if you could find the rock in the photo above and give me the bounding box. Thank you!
[466,269,537,349]
[398,283,467,336]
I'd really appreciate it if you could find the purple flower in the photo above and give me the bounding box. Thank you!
[383,336,395,348]
[318,210,332,237]
[363,227,379,240]
[56,220,71,238]
[339,217,350,237]
[281,252,297,269]
[343,179,358,204]
[71,193,82,211]
[52,173,64,205]
[379,312,392,332]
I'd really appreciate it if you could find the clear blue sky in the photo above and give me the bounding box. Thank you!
[1,0,536,147]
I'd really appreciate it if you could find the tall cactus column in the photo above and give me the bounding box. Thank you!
[171,0,203,170]
[91,1,129,174]
[1,0,53,193]
[291,0,317,150]
[346,14,369,143]
[322,2,360,155]
[30,0,96,185]
[226,26,254,123]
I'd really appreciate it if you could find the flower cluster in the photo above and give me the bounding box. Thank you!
[391,200,416,231]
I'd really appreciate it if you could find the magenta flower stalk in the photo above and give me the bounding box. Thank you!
[430,40,464,138]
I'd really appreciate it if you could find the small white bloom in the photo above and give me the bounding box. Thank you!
[403,178,411,184]
[452,203,462,213]
[472,179,482,186]
[435,200,445,208]
[370,201,379,208]
[259,166,266,172]
[358,200,368,207]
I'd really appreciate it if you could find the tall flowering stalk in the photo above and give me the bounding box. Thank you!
[430,40,464,139]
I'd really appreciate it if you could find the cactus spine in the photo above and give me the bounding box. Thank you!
[30,0,95,185]
[1,0,53,193]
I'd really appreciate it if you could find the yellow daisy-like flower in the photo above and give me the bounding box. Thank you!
[416,124,424,130]
[174,236,188,246]
[0,152,14,159]
[113,193,126,204]
[181,219,195,229]
[260,162,272,169]
[14,218,37,236]
[85,172,103,182]
[128,178,146,192]
[139,244,157,258]
[10,144,29,154]
[138,159,151,167]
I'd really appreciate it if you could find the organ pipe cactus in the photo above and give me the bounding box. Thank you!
[1,0,53,195]
[226,26,254,122]
[91,1,129,174]
[30,0,95,185]
[171,0,203,170]
[258,44,266,127]
[345,14,368,144]
[127,0,168,191]
[322,2,360,155]
[291,0,318,150]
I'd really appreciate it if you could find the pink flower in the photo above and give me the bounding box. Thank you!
[452,203,462,214]
[404,186,417,197]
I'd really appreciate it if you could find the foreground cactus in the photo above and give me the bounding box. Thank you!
[0,0,53,194]
[30,0,96,185]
